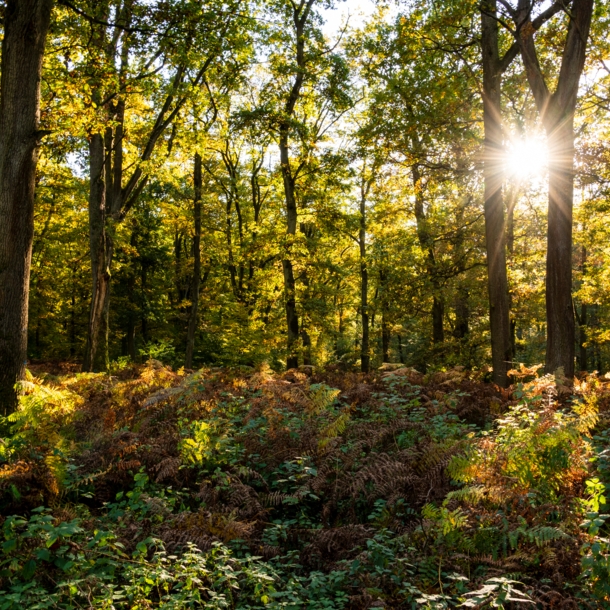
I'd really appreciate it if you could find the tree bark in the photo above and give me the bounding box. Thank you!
[0,0,53,415]
[515,0,594,379]
[185,153,202,369]
[278,0,315,370]
[481,1,512,387]
[83,133,112,372]
[411,162,444,346]
[359,177,372,373]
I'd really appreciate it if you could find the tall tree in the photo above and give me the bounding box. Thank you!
[479,0,562,385]
[185,153,203,368]
[81,1,237,371]
[480,0,514,387]
[514,0,594,378]
[0,0,53,415]
[277,0,316,369]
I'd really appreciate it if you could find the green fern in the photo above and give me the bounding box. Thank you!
[307,383,340,415]
[318,411,350,449]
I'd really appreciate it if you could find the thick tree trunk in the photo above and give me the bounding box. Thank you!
[516,0,593,379]
[185,153,202,369]
[544,123,575,377]
[0,0,53,415]
[481,3,511,387]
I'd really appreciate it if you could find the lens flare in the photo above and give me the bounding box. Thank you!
[505,138,548,179]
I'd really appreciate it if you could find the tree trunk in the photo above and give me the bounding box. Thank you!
[578,303,587,373]
[277,1,315,370]
[83,133,113,372]
[360,181,370,373]
[382,319,390,363]
[453,290,469,339]
[411,162,445,348]
[282,258,299,369]
[544,122,575,377]
[0,0,53,415]
[185,153,202,369]
[432,296,445,344]
[515,0,594,379]
[397,334,405,364]
[481,2,511,387]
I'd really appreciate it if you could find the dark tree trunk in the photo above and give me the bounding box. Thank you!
[278,0,315,370]
[359,178,372,373]
[544,121,576,377]
[279,129,300,369]
[577,246,588,373]
[83,133,112,372]
[185,153,202,369]
[70,277,76,358]
[453,290,469,339]
[379,269,391,363]
[411,162,444,347]
[382,319,390,363]
[578,303,588,373]
[301,329,312,366]
[0,0,53,415]
[141,262,149,344]
[516,0,594,379]
[432,297,445,344]
[397,334,405,364]
[82,18,201,371]
[481,1,512,387]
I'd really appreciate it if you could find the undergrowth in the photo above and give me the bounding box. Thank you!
[1,362,609,608]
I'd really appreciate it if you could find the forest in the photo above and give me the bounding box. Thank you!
[1,0,610,606]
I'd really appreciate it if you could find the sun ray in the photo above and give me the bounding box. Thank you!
[505,138,548,179]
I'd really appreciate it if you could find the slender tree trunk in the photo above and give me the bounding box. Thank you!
[397,334,405,364]
[185,153,202,369]
[481,2,511,387]
[382,319,390,363]
[141,262,149,344]
[359,182,370,373]
[280,152,300,369]
[379,269,391,363]
[506,184,517,361]
[70,276,76,358]
[0,0,53,414]
[453,290,469,339]
[411,162,444,347]
[578,246,588,372]
[83,133,113,372]
[578,303,588,373]
[277,1,315,369]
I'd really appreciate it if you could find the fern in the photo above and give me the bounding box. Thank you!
[318,411,350,449]
[307,383,340,415]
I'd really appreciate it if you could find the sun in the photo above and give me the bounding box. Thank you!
[505,138,548,179]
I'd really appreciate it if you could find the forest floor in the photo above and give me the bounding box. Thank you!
[1,361,610,608]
